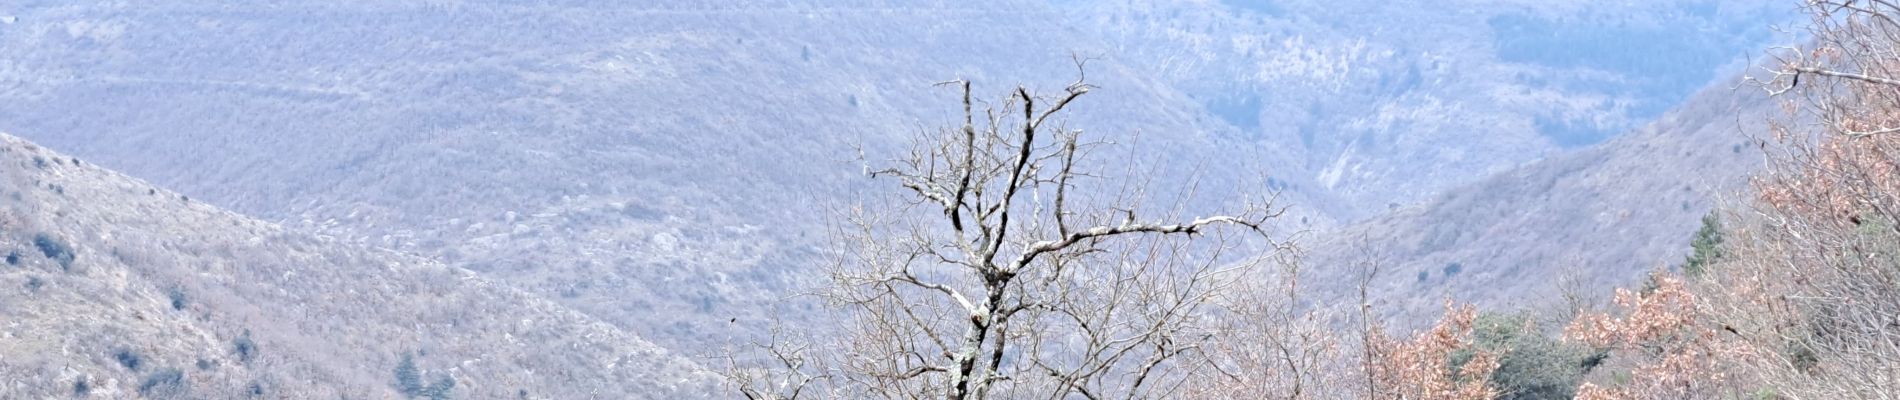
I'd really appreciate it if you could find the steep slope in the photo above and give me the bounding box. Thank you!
[1051,0,1787,218]
[0,133,714,398]
[0,1,1327,354]
[1303,80,1778,320]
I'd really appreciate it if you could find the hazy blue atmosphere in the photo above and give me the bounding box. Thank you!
[0,1,1841,398]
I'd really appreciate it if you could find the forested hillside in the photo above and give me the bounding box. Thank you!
[1305,77,1778,325]
[0,133,715,397]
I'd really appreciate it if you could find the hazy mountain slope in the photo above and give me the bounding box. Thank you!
[1303,81,1776,320]
[1051,0,1787,218]
[0,1,1326,355]
[0,133,715,398]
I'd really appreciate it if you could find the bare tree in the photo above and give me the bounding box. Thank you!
[727,68,1290,399]
[1351,240,1387,400]
[722,322,835,400]
[720,66,1523,399]
[1185,248,1353,399]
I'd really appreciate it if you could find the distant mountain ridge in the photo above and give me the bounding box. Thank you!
[0,132,715,398]
[1301,78,1778,322]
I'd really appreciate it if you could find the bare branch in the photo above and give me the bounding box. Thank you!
[1795,66,1900,86]
[1011,216,1266,272]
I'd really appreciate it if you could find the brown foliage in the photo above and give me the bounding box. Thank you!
[1365,302,1499,400]
[1562,275,1752,399]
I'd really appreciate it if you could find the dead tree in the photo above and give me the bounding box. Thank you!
[751,70,1290,399]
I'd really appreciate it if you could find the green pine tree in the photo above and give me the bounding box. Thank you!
[1451,312,1598,400]
[394,353,423,397]
[1683,212,1724,278]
